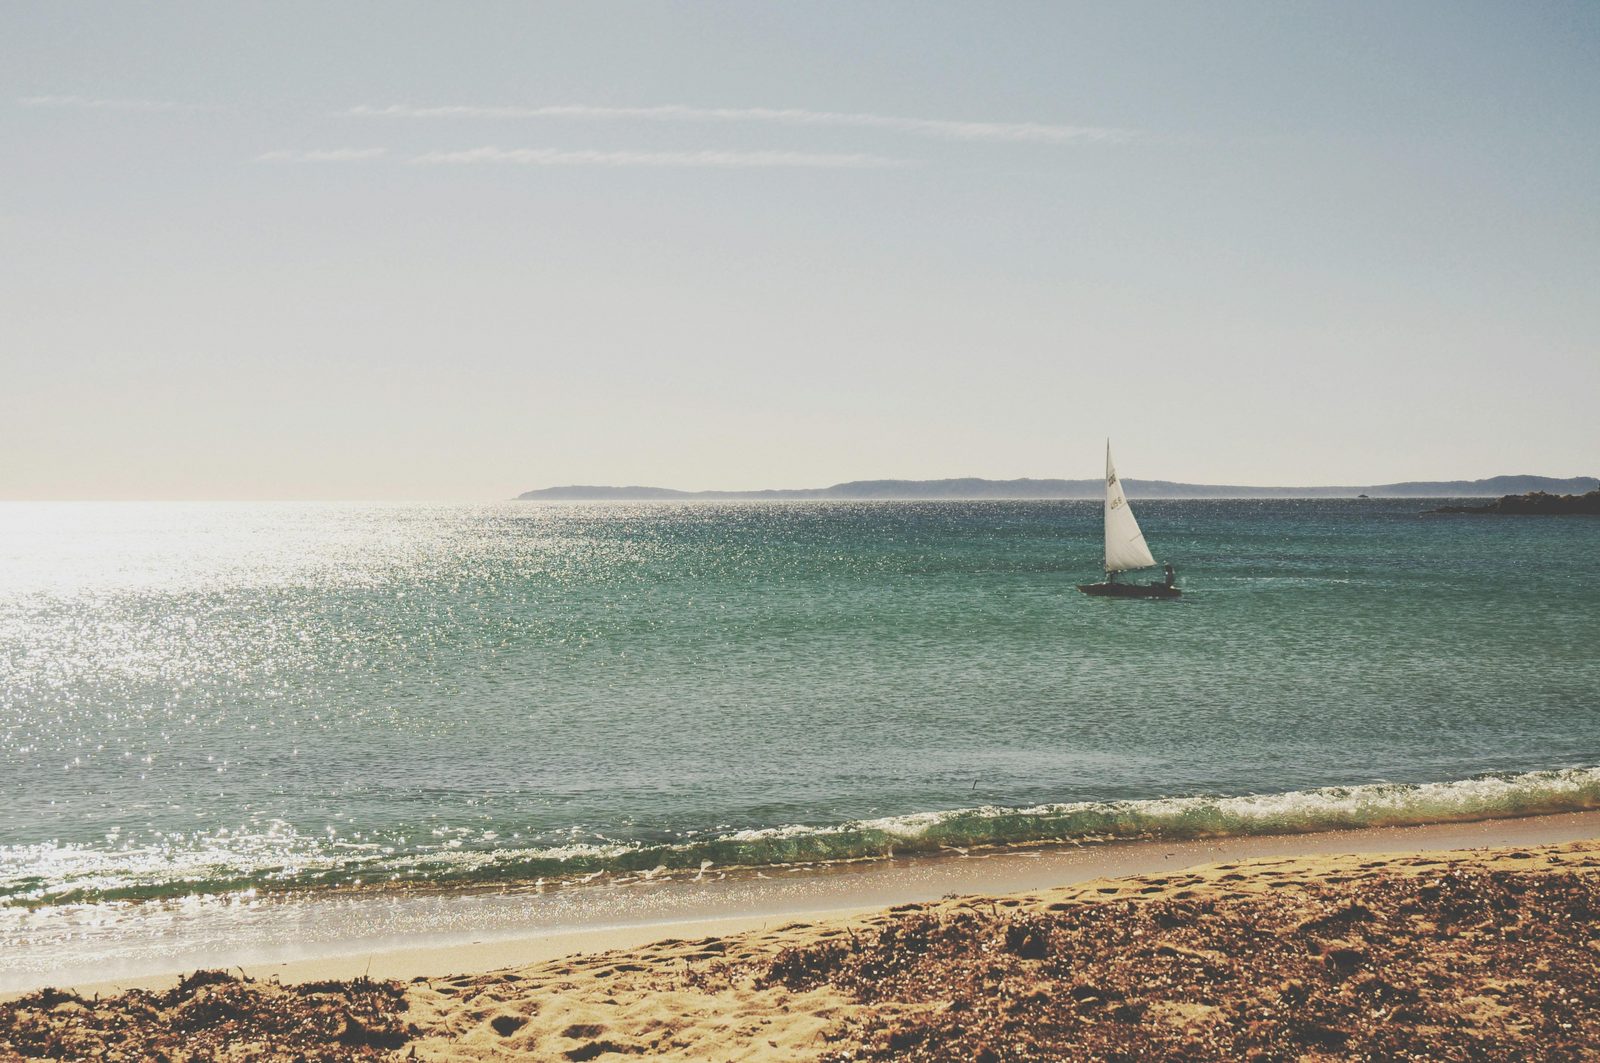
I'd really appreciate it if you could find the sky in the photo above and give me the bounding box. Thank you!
[2,2,1597,499]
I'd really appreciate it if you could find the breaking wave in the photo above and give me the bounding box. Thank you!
[7,766,1599,906]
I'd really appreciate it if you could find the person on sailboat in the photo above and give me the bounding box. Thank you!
[1164,563,1175,589]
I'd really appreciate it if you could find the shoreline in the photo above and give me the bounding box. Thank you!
[7,831,1600,1060]
[15,807,1600,1001]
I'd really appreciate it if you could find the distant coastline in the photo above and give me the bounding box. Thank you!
[516,474,1598,502]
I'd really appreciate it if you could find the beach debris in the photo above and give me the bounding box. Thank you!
[751,857,1600,1061]
[0,969,411,1061]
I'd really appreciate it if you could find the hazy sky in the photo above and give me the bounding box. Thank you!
[3,2,1597,499]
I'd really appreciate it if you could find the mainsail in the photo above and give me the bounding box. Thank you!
[1103,441,1157,573]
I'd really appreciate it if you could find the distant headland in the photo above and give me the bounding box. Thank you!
[1427,489,1600,515]
[516,474,1598,502]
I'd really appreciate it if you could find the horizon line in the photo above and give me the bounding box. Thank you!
[3,474,1592,505]
[515,472,1598,499]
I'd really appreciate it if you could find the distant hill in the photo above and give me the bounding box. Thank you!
[516,475,1598,501]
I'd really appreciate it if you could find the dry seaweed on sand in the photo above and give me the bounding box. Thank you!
[0,969,412,1062]
[754,867,1600,1062]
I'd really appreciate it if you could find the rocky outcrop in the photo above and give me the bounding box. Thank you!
[1428,489,1600,515]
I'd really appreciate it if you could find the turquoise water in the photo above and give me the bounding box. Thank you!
[2,500,1597,908]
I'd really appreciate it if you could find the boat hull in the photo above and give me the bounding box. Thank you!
[1077,582,1181,599]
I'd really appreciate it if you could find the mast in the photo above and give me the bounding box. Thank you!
[1103,440,1157,574]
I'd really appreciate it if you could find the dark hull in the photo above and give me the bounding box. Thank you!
[1077,582,1181,599]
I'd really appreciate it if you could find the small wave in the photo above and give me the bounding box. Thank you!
[6,766,1598,906]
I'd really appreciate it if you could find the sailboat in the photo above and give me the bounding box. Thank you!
[1077,442,1181,599]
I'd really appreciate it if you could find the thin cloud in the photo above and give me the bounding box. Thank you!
[20,94,219,114]
[409,147,908,168]
[256,148,388,163]
[346,103,1132,144]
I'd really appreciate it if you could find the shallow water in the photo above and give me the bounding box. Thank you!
[2,499,1597,912]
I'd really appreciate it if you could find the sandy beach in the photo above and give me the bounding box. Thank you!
[6,812,1600,1060]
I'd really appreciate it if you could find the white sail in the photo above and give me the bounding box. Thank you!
[1104,441,1157,573]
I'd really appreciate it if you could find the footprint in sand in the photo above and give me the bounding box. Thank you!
[490,1014,527,1036]
[565,1041,633,1062]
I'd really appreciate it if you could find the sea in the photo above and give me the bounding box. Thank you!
[2,499,1597,986]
